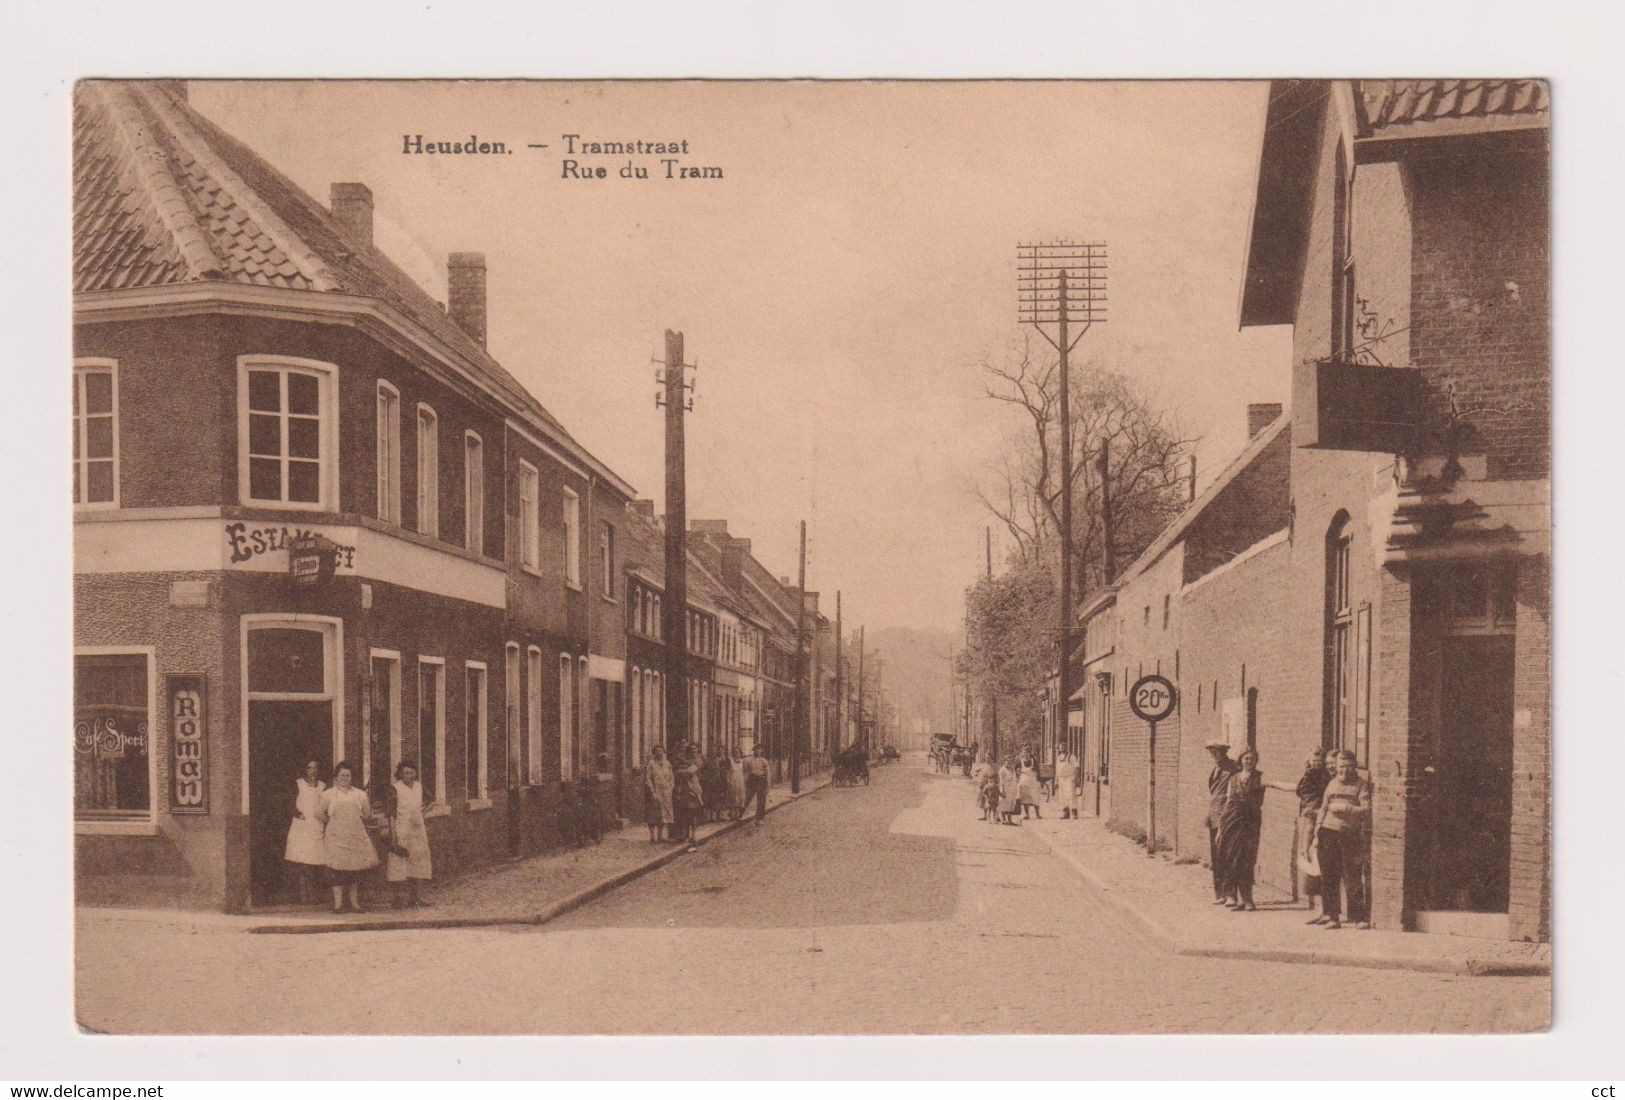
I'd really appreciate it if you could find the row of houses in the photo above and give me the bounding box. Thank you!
[72,81,855,911]
[1043,80,1550,942]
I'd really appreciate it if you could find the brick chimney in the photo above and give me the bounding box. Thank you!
[631,499,656,519]
[447,252,487,348]
[691,519,730,536]
[330,183,374,249]
[1247,402,1283,438]
[719,542,745,592]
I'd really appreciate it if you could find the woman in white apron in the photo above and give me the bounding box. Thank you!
[1054,750,1079,819]
[1017,751,1043,819]
[283,760,327,903]
[388,760,434,908]
[318,761,377,914]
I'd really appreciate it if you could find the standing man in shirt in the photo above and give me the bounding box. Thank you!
[1204,737,1241,904]
[743,744,771,825]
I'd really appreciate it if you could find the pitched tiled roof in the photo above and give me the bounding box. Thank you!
[1360,79,1548,131]
[74,81,627,488]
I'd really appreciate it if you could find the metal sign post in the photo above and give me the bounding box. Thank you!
[1129,673,1176,858]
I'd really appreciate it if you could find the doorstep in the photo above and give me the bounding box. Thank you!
[1022,811,1549,977]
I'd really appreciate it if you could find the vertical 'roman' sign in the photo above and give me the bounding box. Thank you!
[168,674,208,814]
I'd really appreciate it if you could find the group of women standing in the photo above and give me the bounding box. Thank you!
[283,759,434,914]
[1207,744,1267,911]
[1297,747,1372,930]
[971,750,1044,825]
[642,741,747,847]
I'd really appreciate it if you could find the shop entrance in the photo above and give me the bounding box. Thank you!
[243,620,340,907]
[1418,633,1515,919]
[248,699,334,905]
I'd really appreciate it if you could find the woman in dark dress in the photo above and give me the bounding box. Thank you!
[1216,748,1266,911]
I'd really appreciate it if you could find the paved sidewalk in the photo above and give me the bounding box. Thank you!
[81,773,832,937]
[1009,799,1550,977]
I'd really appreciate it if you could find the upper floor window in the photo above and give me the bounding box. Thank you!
[416,405,439,537]
[464,432,485,554]
[562,487,581,587]
[599,521,616,599]
[376,382,401,523]
[518,460,540,572]
[240,357,336,510]
[73,361,118,508]
[1331,144,1356,360]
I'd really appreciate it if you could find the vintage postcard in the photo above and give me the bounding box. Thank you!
[71,78,1550,1035]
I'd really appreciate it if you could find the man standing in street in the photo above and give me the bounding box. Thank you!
[743,744,770,825]
[1204,737,1241,904]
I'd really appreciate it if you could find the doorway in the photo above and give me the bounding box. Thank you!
[243,619,340,907]
[1419,633,1515,917]
[248,699,334,905]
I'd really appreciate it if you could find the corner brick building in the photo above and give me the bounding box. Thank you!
[73,81,639,909]
[1074,80,1549,941]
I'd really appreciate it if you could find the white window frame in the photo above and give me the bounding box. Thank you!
[560,653,576,780]
[599,521,616,600]
[464,431,485,555]
[237,356,339,511]
[73,359,120,511]
[238,615,344,814]
[73,645,157,834]
[504,643,521,790]
[417,656,448,814]
[416,403,439,538]
[562,486,581,589]
[464,661,490,809]
[518,460,541,574]
[526,646,543,785]
[368,647,403,788]
[376,381,401,524]
[577,655,589,777]
[630,665,643,766]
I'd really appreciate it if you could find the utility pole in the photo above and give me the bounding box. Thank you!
[858,626,867,749]
[1100,439,1117,583]
[791,520,808,793]
[656,330,695,748]
[834,592,844,750]
[986,526,998,762]
[1019,240,1107,771]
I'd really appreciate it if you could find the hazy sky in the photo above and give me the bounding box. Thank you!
[193,80,1291,634]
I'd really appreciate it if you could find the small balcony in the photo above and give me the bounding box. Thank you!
[1293,358,1422,453]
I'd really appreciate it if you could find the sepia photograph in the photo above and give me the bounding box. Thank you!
[64,74,1556,1039]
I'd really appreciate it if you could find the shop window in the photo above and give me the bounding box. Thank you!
[417,659,445,805]
[415,405,439,538]
[376,382,401,523]
[240,358,336,509]
[518,461,540,573]
[369,650,402,788]
[465,662,488,804]
[562,487,581,587]
[73,361,119,508]
[74,651,152,822]
[464,432,484,555]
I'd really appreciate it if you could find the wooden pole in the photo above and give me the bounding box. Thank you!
[662,330,689,748]
[791,520,807,793]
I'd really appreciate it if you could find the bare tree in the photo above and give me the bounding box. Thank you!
[975,333,1195,592]
[965,336,1196,731]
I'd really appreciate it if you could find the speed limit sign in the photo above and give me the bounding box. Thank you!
[1129,674,1177,723]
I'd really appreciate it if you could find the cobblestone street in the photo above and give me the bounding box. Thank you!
[76,756,1547,1035]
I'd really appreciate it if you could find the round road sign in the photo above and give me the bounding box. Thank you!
[1129,674,1177,723]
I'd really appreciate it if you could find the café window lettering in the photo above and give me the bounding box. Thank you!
[74,652,151,820]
